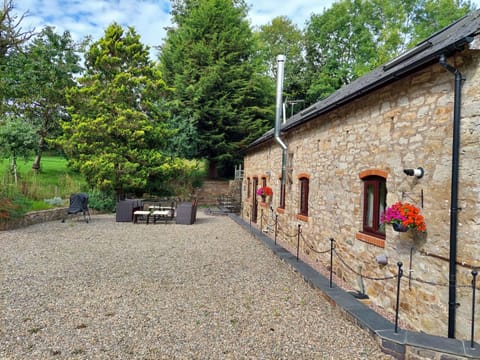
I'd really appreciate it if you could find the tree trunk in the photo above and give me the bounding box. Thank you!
[12,155,18,185]
[32,136,45,172]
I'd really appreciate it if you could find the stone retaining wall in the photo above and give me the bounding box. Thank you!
[0,207,68,231]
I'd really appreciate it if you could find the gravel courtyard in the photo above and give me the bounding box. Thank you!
[0,212,393,359]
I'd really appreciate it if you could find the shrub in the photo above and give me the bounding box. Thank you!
[88,189,116,212]
[0,191,31,220]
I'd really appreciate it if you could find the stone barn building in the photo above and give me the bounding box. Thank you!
[242,10,480,342]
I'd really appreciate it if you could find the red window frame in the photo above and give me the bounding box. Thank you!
[299,177,309,216]
[362,176,386,238]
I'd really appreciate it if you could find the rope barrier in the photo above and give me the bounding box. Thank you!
[404,276,480,290]
[253,212,479,290]
[301,233,331,254]
[276,223,300,238]
[333,249,397,281]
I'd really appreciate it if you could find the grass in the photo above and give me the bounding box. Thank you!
[0,155,88,210]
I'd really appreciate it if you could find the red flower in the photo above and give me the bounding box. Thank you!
[256,186,273,196]
[381,202,426,232]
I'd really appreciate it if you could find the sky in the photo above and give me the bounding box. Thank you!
[13,0,480,59]
[13,0,336,57]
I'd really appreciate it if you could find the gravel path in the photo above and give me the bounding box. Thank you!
[0,212,393,359]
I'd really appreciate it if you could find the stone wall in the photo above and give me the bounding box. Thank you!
[0,207,69,231]
[195,180,231,205]
[242,50,480,341]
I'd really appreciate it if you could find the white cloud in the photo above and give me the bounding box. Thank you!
[12,0,480,60]
[16,0,337,48]
[247,0,335,29]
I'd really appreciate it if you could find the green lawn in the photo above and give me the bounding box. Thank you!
[0,156,88,209]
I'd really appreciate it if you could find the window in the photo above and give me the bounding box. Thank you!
[362,175,386,238]
[299,176,309,216]
[261,177,267,188]
[247,178,251,198]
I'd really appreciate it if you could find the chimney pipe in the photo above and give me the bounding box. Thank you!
[274,55,287,187]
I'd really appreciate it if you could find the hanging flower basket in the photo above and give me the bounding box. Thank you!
[392,222,409,232]
[381,202,426,233]
[256,186,273,201]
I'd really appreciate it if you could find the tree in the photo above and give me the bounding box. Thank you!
[3,27,82,171]
[0,116,38,184]
[57,23,175,194]
[303,0,474,104]
[255,16,306,119]
[160,0,273,177]
[410,0,474,45]
[304,0,386,104]
[0,0,35,58]
[0,0,35,110]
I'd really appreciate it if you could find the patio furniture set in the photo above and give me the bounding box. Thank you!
[115,198,197,225]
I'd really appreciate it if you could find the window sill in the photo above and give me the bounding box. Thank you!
[276,208,285,214]
[296,214,309,222]
[356,232,385,248]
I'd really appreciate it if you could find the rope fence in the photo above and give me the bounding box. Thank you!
[253,209,479,343]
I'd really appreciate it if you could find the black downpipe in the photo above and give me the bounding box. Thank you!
[439,54,462,339]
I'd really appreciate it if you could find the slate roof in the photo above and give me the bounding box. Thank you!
[247,8,480,150]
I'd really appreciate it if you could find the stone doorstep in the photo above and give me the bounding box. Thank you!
[229,214,480,360]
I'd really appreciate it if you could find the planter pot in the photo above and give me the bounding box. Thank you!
[392,223,408,232]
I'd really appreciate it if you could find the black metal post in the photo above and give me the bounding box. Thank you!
[249,205,252,229]
[471,270,478,349]
[274,215,278,246]
[394,262,404,333]
[296,224,301,261]
[409,247,413,290]
[260,208,263,231]
[330,238,335,288]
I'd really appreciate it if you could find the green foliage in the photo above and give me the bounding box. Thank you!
[43,196,65,207]
[0,156,87,201]
[160,0,273,176]
[302,0,474,104]
[0,190,31,220]
[0,116,38,160]
[31,200,55,211]
[58,23,179,194]
[255,16,306,111]
[1,26,82,171]
[0,116,38,182]
[410,0,474,44]
[87,189,116,212]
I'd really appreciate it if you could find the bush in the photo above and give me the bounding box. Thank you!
[0,191,31,220]
[88,189,116,212]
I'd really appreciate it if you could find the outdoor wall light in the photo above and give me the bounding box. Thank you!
[403,167,424,179]
[375,254,388,265]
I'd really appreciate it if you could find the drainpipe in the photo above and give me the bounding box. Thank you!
[274,55,287,187]
[439,54,462,339]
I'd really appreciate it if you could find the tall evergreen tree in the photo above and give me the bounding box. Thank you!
[160,0,273,177]
[58,23,175,194]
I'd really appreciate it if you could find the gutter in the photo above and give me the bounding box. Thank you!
[439,54,463,339]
